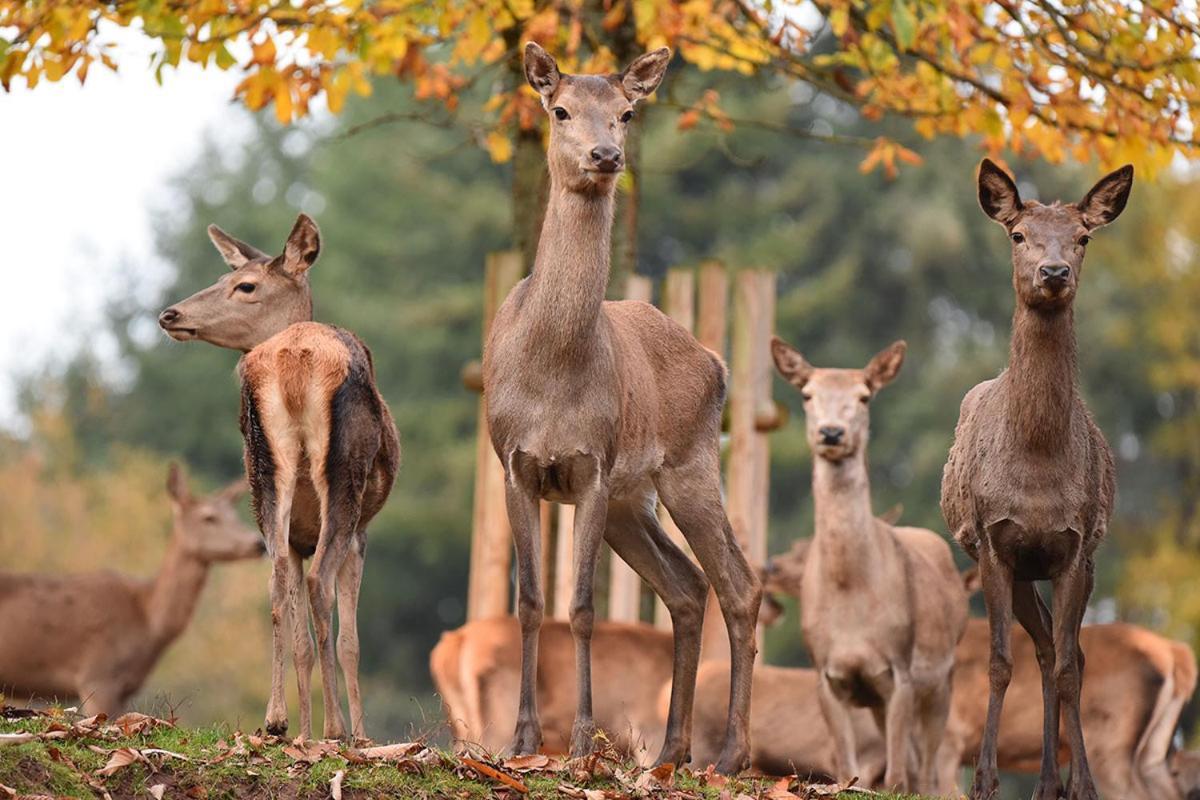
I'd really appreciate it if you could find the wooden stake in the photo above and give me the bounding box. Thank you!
[467,251,524,621]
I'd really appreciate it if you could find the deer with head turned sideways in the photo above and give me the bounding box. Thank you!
[481,42,761,774]
[0,463,263,716]
[941,160,1132,800]
[158,215,400,742]
[769,338,967,795]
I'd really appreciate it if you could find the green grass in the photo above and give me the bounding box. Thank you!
[0,710,933,799]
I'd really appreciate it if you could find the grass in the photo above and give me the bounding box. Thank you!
[0,708,933,799]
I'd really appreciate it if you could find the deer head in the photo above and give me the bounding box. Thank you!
[524,42,670,195]
[166,462,264,562]
[157,214,320,352]
[978,159,1133,312]
[771,338,907,463]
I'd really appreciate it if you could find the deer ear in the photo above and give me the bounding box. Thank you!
[280,214,321,276]
[864,340,906,391]
[207,225,269,270]
[1077,165,1133,229]
[620,48,671,101]
[166,462,192,505]
[757,593,785,628]
[961,566,982,595]
[771,336,813,389]
[977,159,1023,227]
[221,477,249,501]
[524,42,562,100]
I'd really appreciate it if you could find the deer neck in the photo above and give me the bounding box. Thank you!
[143,535,209,647]
[521,181,615,355]
[811,453,882,581]
[1006,304,1078,452]
[240,295,313,353]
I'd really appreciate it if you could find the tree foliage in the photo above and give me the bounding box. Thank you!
[3,0,1199,175]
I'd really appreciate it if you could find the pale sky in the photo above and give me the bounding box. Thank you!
[0,41,247,425]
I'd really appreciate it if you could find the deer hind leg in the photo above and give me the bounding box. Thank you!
[286,549,315,740]
[1054,557,1099,800]
[604,497,709,767]
[336,533,367,742]
[503,453,544,757]
[265,451,301,737]
[1012,580,1060,800]
[971,544,1015,800]
[656,449,760,776]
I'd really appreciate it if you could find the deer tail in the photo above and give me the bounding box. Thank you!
[277,348,314,415]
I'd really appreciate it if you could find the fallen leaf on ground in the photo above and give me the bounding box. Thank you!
[461,757,529,794]
[148,784,166,800]
[504,753,565,772]
[0,732,36,745]
[96,747,147,776]
[0,782,15,797]
[110,712,168,736]
[330,769,345,800]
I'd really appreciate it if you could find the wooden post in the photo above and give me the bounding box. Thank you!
[467,251,524,621]
[655,268,696,629]
[701,268,774,661]
[605,274,654,622]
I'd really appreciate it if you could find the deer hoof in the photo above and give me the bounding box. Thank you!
[508,721,542,757]
[568,719,599,758]
[968,771,999,800]
[713,745,749,776]
[653,740,690,767]
[264,719,288,737]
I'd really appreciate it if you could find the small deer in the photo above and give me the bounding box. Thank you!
[941,160,1132,800]
[481,43,761,773]
[0,463,262,716]
[158,215,400,742]
[770,338,968,794]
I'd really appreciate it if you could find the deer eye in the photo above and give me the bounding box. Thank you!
[1010,232,1025,244]
[235,282,256,294]
[859,395,871,405]
[801,392,812,402]
[620,109,634,123]
[552,107,570,121]
[1077,234,1091,247]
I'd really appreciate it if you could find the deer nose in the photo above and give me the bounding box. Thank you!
[158,307,181,328]
[818,426,845,446]
[590,145,622,172]
[1038,264,1071,285]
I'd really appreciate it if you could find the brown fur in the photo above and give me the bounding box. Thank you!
[770,338,967,795]
[431,618,673,761]
[160,215,400,742]
[0,464,262,716]
[941,160,1132,800]
[481,43,760,773]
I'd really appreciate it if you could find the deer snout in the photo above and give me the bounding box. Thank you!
[1037,263,1071,286]
[818,426,845,446]
[589,145,623,173]
[158,307,181,327]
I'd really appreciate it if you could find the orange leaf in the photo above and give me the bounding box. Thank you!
[461,757,529,794]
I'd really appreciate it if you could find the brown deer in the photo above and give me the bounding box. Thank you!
[760,544,1197,798]
[941,159,1132,800]
[481,43,760,773]
[158,215,400,742]
[431,617,672,762]
[769,338,968,794]
[0,463,263,716]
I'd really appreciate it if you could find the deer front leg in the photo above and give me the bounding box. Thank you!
[817,672,861,784]
[971,547,1015,800]
[504,462,544,757]
[1012,580,1060,800]
[1054,557,1099,800]
[881,668,914,793]
[567,476,610,758]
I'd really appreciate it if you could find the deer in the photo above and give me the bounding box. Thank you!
[158,214,400,742]
[480,42,760,774]
[769,338,968,795]
[941,159,1133,800]
[758,541,1198,799]
[0,463,263,716]
[431,617,673,762]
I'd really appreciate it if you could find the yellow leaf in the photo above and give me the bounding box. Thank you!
[485,130,512,163]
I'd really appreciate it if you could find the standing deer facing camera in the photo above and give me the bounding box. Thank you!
[482,43,761,774]
[941,160,1132,800]
[158,215,400,742]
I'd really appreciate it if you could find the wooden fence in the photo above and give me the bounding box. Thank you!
[464,252,779,660]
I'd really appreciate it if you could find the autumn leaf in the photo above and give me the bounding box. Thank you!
[460,757,529,793]
[96,747,146,776]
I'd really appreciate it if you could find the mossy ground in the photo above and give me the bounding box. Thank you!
[0,710,931,799]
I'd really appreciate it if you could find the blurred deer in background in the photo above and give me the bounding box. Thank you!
[0,463,262,716]
[770,338,968,795]
[159,215,400,742]
[481,43,760,773]
[942,160,1132,800]
[757,543,1197,799]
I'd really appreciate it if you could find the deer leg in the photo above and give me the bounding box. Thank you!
[881,668,914,792]
[1054,557,1098,800]
[336,533,367,742]
[307,518,359,741]
[567,477,610,758]
[915,682,951,796]
[971,547,1015,800]
[819,672,862,784]
[78,683,122,718]
[504,462,544,757]
[604,498,709,767]
[286,548,315,740]
[1012,580,1060,800]
[265,474,297,737]
[657,453,760,775]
